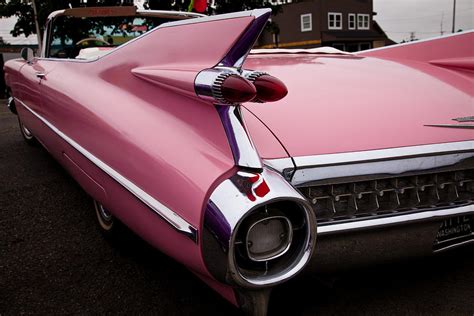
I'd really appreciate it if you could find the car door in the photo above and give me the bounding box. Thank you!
[17,58,47,136]
[24,58,63,152]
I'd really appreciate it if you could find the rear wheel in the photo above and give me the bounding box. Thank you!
[94,200,116,235]
[18,117,38,145]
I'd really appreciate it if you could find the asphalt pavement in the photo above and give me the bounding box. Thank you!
[1,102,473,315]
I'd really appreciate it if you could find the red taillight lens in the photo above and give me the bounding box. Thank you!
[221,75,257,104]
[253,75,288,102]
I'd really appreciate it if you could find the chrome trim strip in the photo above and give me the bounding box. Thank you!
[264,142,474,186]
[292,141,474,168]
[15,98,198,242]
[433,238,474,253]
[217,105,263,169]
[425,124,474,129]
[318,204,474,235]
[453,116,474,123]
[193,10,272,170]
[290,142,474,186]
[293,152,474,186]
[203,168,316,287]
[207,9,271,169]
[263,158,294,173]
[218,9,271,69]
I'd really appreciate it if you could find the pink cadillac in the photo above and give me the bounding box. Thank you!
[4,6,473,315]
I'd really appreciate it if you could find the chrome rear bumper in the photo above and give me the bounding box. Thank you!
[264,142,474,271]
[306,205,474,272]
[317,204,474,235]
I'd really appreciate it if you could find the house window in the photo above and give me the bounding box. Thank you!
[333,43,345,51]
[348,14,356,30]
[328,12,342,30]
[357,14,370,30]
[359,42,372,50]
[301,14,312,32]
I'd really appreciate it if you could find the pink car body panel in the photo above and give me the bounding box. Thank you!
[4,6,473,311]
[5,14,262,306]
[360,31,474,64]
[243,32,473,159]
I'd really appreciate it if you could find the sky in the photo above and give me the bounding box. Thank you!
[374,0,473,42]
[0,17,37,45]
[0,0,473,45]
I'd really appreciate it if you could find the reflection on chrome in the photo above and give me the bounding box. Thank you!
[264,141,474,238]
[202,167,316,288]
[216,105,263,170]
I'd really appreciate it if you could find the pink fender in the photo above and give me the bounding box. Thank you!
[243,32,474,158]
[6,12,266,306]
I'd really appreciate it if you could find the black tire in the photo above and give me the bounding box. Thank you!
[18,117,38,146]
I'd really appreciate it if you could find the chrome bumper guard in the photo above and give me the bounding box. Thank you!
[264,141,474,268]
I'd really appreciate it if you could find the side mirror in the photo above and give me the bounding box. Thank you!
[20,47,35,63]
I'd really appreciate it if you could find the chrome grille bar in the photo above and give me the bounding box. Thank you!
[298,168,474,224]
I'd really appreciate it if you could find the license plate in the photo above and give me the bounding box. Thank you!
[434,215,474,251]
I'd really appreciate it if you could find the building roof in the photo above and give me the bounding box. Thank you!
[373,20,397,45]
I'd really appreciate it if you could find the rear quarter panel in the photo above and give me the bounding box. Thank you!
[28,16,258,280]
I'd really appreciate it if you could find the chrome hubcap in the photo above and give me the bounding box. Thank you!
[98,204,113,222]
[21,123,33,138]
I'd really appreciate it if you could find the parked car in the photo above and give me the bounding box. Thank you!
[4,6,473,315]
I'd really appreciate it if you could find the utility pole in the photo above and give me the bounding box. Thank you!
[452,0,457,33]
[31,0,42,53]
[440,12,444,36]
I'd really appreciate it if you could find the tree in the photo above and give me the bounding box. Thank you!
[213,0,279,15]
[146,0,282,40]
[0,0,133,40]
[0,0,281,41]
[146,0,281,15]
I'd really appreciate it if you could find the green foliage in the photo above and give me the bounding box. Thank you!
[147,1,282,34]
[0,0,134,38]
[0,0,38,38]
[147,0,281,15]
[0,0,280,39]
[146,0,188,11]
[213,0,279,15]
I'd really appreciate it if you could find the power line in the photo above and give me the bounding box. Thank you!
[384,30,447,34]
[378,13,450,21]
[375,6,472,21]
[441,11,445,36]
[452,0,457,33]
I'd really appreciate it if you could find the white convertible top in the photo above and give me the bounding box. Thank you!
[76,47,115,60]
[250,46,352,55]
[77,46,352,61]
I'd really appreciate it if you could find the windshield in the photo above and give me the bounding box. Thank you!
[48,15,173,59]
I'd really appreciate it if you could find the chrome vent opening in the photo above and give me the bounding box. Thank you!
[245,214,293,262]
[230,200,314,286]
[298,168,474,225]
